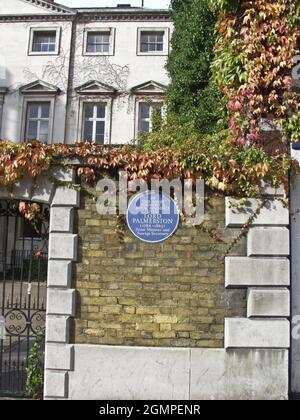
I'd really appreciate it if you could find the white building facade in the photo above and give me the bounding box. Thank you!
[0,0,172,145]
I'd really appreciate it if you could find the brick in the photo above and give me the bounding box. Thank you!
[74,191,246,348]
[154,315,178,324]
[160,323,172,331]
[123,306,136,314]
[101,306,122,314]
[136,323,159,332]
[153,331,176,339]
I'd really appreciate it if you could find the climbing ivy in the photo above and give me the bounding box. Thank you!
[166,0,227,135]
[212,0,300,146]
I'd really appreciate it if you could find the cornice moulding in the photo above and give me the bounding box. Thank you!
[0,14,75,22]
[21,0,74,14]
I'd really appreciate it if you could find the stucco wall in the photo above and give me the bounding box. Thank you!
[0,20,72,142]
[0,2,173,145]
[66,20,172,145]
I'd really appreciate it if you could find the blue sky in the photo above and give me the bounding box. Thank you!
[60,0,170,8]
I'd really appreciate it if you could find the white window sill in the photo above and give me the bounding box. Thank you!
[28,51,59,56]
[137,51,168,57]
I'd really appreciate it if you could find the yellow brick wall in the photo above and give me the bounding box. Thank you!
[73,191,246,348]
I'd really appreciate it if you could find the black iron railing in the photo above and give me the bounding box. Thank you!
[0,200,48,397]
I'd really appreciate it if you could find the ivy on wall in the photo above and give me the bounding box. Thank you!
[1,0,300,218]
[166,0,227,134]
[0,139,295,197]
[212,0,300,146]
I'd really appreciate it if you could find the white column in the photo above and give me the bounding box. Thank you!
[291,173,300,398]
[44,168,79,400]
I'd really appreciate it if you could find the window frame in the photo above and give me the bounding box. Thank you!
[21,97,55,144]
[83,28,115,56]
[137,27,169,56]
[82,102,107,144]
[135,99,165,138]
[28,27,61,56]
[25,102,51,144]
[77,97,113,145]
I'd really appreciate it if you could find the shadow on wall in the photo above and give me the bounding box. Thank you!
[0,57,10,86]
[0,63,13,140]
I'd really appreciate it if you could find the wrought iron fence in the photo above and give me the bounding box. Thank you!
[0,200,48,397]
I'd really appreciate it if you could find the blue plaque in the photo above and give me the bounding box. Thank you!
[126,190,179,243]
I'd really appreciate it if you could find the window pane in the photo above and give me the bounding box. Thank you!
[97,104,106,119]
[41,43,49,52]
[101,44,109,53]
[141,34,149,43]
[38,127,49,144]
[141,43,149,52]
[88,34,96,43]
[27,121,38,139]
[28,104,39,119]
[95,121,105,144]
[32,31,56,53]
[140,104,150,119]
[84,104,94,119]
[83,121,93,141]
[96,121,105,135]
[86,44,96,53]
[140,31,164,53]
[86,32,110,53]
[39,120,49,136]
[41,103,50,118]
[140,120,149,133]
[102,35,110,43]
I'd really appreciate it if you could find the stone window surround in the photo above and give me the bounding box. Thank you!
[0,172,290,399]
[136,27,170,56]
[82,27,116,57]
[20,95,56,144]
[28,27,61,56]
